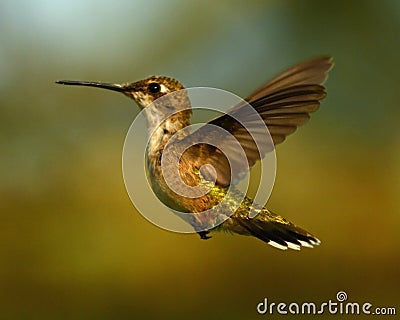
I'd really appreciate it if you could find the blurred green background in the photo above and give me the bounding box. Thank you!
[1,0,399,319]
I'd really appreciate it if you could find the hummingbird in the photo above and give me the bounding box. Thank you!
[56,56,333,250]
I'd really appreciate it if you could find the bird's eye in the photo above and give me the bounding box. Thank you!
[148,83,161,94]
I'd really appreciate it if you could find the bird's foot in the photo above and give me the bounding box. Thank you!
[198,231,212,240]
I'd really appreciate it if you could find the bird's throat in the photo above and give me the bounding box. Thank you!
[145,110,192,160]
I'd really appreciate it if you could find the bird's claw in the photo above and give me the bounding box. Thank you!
[198,231,212,240]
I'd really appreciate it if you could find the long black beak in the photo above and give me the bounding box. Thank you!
[55,80,126,93]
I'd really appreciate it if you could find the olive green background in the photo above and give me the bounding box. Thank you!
[1,0,399,319]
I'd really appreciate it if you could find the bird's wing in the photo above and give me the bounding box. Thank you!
[178,56,334,187]
[245,56,333,101]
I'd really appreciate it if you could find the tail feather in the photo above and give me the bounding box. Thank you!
[234,213,320,250]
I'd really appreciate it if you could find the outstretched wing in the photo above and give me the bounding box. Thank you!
[246,55,333,101]
[179,56,334,186]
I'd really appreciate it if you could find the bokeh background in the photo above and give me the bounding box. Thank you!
[1,0,399,319]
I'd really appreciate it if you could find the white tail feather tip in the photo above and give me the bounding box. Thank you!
[268,241,288,250]
[310,239,321,246]
[287,242,301,250]
[298,240,314,248]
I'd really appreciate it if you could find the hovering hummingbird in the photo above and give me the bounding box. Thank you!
[56,56,333,250]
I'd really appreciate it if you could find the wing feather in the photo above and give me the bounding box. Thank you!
[179,57,334,186]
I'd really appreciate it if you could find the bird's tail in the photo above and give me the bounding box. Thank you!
[234,209,320,250]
